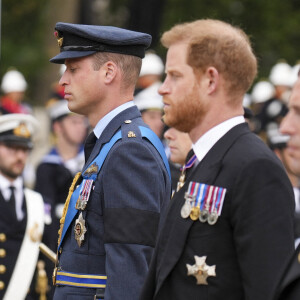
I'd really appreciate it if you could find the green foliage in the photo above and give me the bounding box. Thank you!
[159,0,300,80]
[2,0,300,102]
[1,0,48,99]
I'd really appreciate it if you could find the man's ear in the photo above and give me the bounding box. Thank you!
[103,61,118,84]
[206,67,219,95]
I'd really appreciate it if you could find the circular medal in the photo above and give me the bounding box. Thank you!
[190,207,200,221]
[208,212,218,225]
[199,209,209,223]
[181,202,192,218]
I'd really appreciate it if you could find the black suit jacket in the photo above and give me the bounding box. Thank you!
[140,123,295,300]
[273,243,300,300]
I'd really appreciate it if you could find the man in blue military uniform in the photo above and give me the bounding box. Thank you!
[49,23,171,300]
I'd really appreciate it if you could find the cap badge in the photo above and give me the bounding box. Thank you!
[13,122,31,138]
[186,255,216,285]
[54,31,63,48]
[74,212,87,247]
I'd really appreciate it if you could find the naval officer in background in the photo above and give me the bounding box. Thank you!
[49,22,171,300]
[0,113,46,299]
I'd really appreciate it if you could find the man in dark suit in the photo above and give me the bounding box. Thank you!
[273,70,300,300]
[139,19,295,300]
[49,23,171,300]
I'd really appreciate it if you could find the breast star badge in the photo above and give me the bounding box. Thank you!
[186,255,216,285]
[74,212,87,247]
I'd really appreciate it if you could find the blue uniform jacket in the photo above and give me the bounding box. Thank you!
[54,106,171,300]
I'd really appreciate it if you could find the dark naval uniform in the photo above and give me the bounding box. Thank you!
[0,190,27,297]
[140,122,295,300]
[35,147,84,252]
[0,114,45,299]
[53,106,171,299]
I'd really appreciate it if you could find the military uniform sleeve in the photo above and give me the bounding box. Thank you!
[101,139,169,300]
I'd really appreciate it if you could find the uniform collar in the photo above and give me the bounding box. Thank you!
[93,101,135,139]
[0,173,23,191]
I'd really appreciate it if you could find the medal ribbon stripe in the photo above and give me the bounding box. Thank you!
[217,188,226,215]
[80,179,93,201]
[209,187,219,214]
[215,188,223,212]
[191,183,201,210]
[56,271,107,288]
[200,184,209,211]
[203,185,213,210]
[185,154,197,169]
[195,183,202,209]
[180,154,197,172]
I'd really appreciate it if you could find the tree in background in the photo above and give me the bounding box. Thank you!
[2,0,300,105]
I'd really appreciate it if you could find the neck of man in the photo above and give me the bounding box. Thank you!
[189,106,244,143]
[56,138,80,162]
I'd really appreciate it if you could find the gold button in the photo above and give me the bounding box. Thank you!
[0,249,6,258]
[0,265,6,274]
[0,281,5,290]
[0,234,6,243]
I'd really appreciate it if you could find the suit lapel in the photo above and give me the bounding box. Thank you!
[155,123,251,295]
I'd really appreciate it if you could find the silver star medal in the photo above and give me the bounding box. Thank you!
[181,193,195,218]
[74,212,87,247]
[186,255,216,285]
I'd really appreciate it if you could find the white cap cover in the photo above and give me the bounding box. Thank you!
[1,70,28,93]
[139,53,164,77]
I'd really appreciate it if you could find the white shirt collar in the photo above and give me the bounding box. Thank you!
[0,173,23,193]
[192,116,245,163]
[93,101,135,139]
[0,174,24,220]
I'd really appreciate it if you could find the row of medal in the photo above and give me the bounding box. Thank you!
[181,181,226,225]
[74,178,95,247]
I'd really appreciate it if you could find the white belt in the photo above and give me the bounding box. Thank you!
[4,188,45,300]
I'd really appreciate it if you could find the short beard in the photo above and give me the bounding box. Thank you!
[0,168,19,180]
[163,84,208,133]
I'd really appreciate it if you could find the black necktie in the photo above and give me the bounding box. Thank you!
[84,131,97,162]
[9,186,17,220]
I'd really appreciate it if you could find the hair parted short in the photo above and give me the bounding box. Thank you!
[161,19,257,97]
[92,52,142,90]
